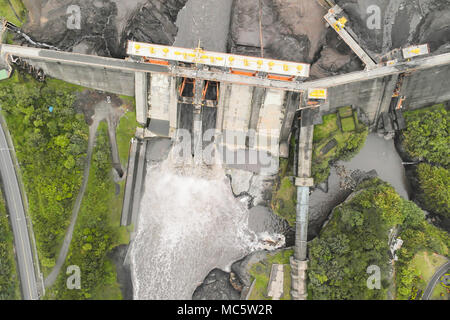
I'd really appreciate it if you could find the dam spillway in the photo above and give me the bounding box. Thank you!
[129,147,284,299]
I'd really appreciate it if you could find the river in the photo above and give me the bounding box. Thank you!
[342,133,410,199]
[308,133,411,237]
[130,142,285,299]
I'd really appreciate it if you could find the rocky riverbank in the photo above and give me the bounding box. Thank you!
[21,0,188,57]
[192,170,294,300]
[193,247,293,300]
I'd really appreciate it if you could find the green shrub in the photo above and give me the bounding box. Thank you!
[0,188,19,299]
[307,178,450,300]
[403,105,449,166]
[416,163,450,218]
[312,111,368,184]
[341,117,356,132]
[0,73,88,272]
[0,0,27,27]
[52,124,122,300]
[338,106,353,118]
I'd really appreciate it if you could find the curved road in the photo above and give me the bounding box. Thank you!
[0,118,39,300]
[422,260,450,300]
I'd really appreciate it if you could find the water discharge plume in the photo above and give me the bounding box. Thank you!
[130,143,284,299]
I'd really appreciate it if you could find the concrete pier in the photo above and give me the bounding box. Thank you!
[294,186,310,260]
[290,257,308,300]
[267,264,284,300]
[247,87,265,149]
[193,112,203,163]
[290,108,315,300]
[279,92,301,158]
[130,139,147,227]
[121,138,148,227]
[147,74,178,137]
[135,72,148,126]
[121,138,138,226]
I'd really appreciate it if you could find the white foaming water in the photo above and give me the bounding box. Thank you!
[130,146,284,299]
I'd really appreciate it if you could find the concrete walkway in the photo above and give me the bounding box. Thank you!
[290,108,315,300]
[2,44,450,93]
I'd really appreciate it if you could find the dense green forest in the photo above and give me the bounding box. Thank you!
[307,178,450,300]
[0,71,135,299]
[402,104,449,166]
[0,73,88,273]
[0,185,20,299]
[50,123,127,299]
[401,104,449,220]
[416,163,449,219]
[395,209,449,299]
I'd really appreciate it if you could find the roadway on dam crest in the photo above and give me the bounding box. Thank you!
[0,116,39,300]
[3,44,450,94]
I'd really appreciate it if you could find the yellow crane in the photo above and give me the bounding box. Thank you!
[333,17,347,31]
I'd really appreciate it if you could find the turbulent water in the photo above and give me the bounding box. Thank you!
[130,146,283,299]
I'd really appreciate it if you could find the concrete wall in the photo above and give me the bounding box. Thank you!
[147,73,178,137]
[255,89,286,156]
[10,47,450,137]
[325,77,391,125]
[121,138,147,227]
[135,72,148,125]
[22,58,135,96]
[322,65,450,124]
[401,64,450,110]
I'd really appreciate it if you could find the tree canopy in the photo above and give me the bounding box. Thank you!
[307,178,449,300]
[402,105,449,166]
[0,74,88,271]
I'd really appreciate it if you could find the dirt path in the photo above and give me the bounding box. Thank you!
[44,94,125,288]
[7,0,23,23]
[44,121,98,288]
[105,105,123,176]
[21,0,41,28]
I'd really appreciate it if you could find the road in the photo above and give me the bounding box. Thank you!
[0,117,39,300]
[422,260,450,300]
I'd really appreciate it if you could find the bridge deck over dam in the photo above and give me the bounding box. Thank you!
[2,19,450,301]
[2,43,450,129]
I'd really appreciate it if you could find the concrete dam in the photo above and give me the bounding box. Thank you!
[2,2,450,300]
